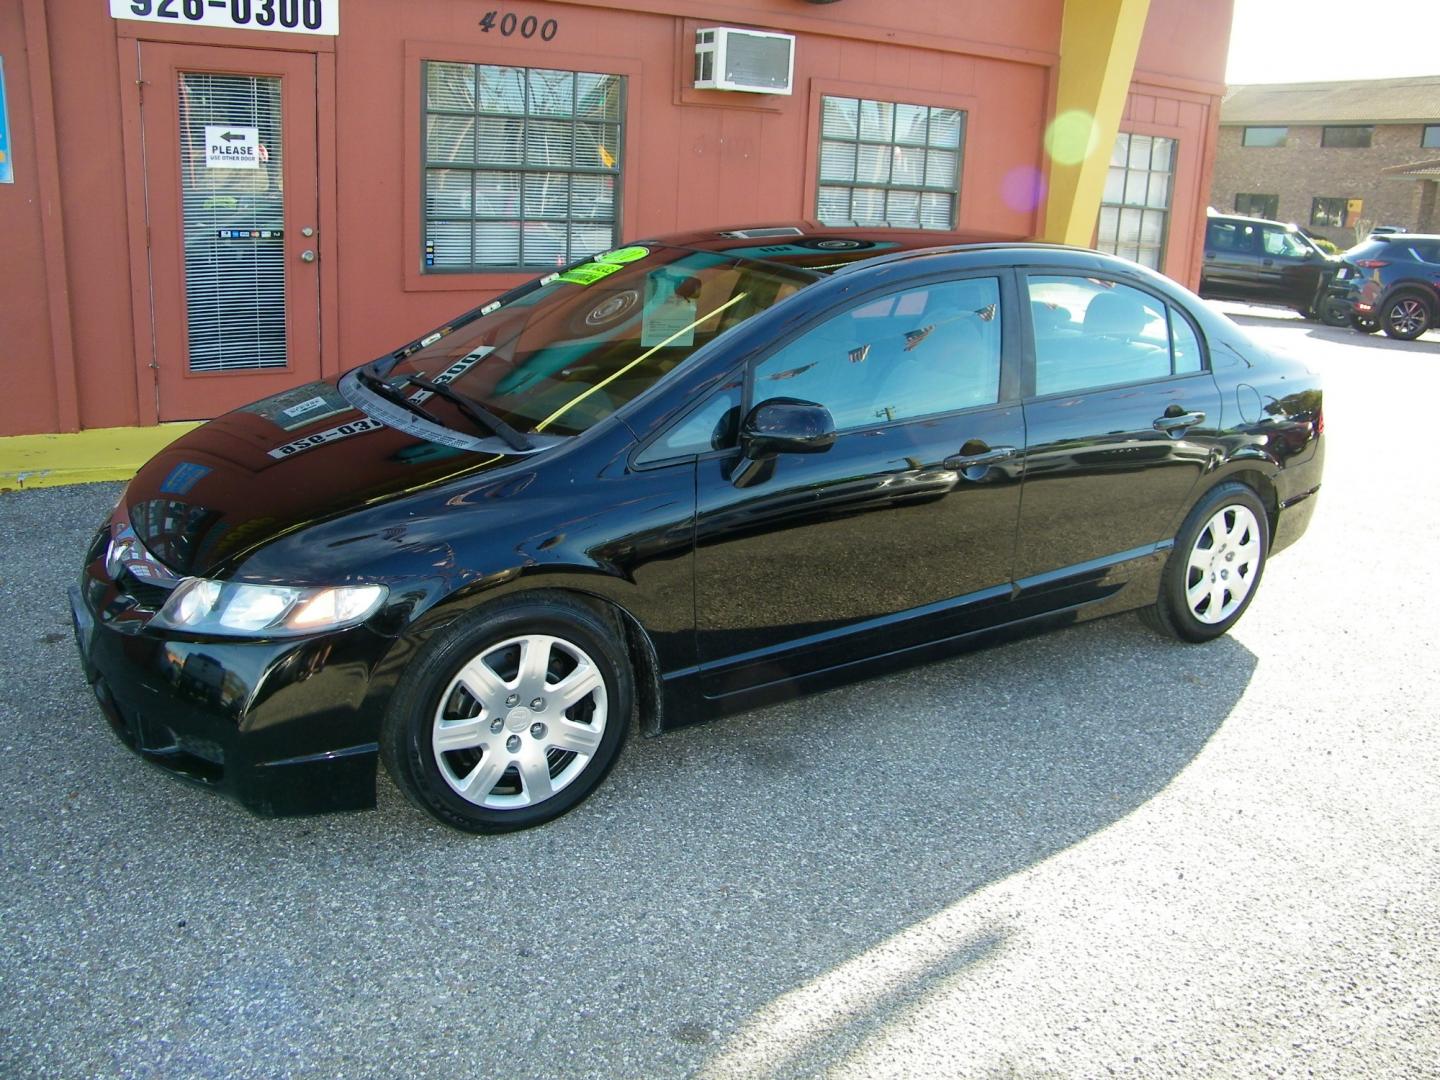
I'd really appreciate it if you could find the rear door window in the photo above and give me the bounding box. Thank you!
[1026,276,1206,396]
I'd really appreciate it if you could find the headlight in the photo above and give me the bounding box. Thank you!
[152,578,387,637]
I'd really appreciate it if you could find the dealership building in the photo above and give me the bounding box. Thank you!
[0,0,1231,460]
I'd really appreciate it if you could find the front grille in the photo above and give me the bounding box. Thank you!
[118,569,172,611]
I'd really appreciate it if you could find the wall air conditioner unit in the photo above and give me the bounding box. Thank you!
[694,27,795,95]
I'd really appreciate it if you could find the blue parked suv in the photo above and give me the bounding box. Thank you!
[1340,233,1440,340]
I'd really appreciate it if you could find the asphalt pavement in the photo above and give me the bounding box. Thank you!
[1,309,1436,1078]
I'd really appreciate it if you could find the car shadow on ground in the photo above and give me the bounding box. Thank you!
[1,483,1259,1078]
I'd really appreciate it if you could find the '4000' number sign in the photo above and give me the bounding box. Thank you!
[479,10,559,41]
[110,0,339,36]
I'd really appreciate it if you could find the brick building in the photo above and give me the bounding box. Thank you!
[1210,75,1440,247]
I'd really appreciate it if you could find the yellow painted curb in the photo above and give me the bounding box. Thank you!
[0,423,203,491]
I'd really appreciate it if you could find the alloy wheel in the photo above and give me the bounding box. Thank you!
[1384,297,1429,339]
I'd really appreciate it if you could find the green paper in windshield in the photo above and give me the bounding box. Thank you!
[557,261,624,286]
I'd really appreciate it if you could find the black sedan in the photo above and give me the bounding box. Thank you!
[71,227,1325,832]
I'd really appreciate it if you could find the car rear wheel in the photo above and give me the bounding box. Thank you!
[1320,298,1353,327]
[1381,293,1432,340]
[381,595,631,832]
[1143,483,1269,643]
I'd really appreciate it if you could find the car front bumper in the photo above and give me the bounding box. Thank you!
[70,569,394,817]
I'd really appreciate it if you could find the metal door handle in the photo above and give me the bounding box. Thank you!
[944,445,1018,469]
[300,249,316,263]
[1153,411,1204,432]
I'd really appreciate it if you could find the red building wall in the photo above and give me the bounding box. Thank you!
[0,0,1229,436]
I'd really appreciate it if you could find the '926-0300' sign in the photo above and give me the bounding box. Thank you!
[110,0,339,35]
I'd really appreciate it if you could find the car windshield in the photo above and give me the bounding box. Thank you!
[362,246,817,439]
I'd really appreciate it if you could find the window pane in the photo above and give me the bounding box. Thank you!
[924,149,957,188]
[820,141,857,182]
[474,172,519,217]
[477,66,525,113]
[637,381,743,462]
[426,169,473,215]
[851,188,885,222]
[894,104,929,146]
[919,192,951,229]
[475,117,523,166]
[474,221,519,265]
[528,69,574,117]
[822,97,859,139]
[427,63,475,111]
[750,278,1003,430]
[1322,125,1372,148]
[891,146,925,185]
[427,115,475,164]
[1103,165,1126,204]
[885,190,921,226]
[1029,277,1173,395]
[1424,125,1440,149]
[928,108,963,148]
[576,122,620,170]
[522,222,567,266]
[576,73,621,121]
[856,144,891,184]
[817,186,851,223]
[524,173,569,219]
[426,221,472,268]
[568,222,613,258]
[1171,310,1203,374]
[1144,172,1169,209]
[525,120,573,166]
[859,99,893,141]
[1127,134,1153,170]
[570,175,615,220]
[1242,126,1287,147]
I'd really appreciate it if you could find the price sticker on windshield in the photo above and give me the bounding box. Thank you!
[557,262,624,287]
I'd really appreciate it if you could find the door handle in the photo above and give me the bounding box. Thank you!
[1153,411,1204,433]
[944,445,1018,469]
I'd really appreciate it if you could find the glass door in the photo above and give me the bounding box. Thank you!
[138,43,320,421]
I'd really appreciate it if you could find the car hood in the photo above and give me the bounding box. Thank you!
[124,380,528,579]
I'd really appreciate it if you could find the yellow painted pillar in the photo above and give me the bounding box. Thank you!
[1041,0,1151,247]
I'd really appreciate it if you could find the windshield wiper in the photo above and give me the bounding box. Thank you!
[403,374,533,452]
[356,370,442,425]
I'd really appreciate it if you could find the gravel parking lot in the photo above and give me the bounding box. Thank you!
[2,311,1436,1079]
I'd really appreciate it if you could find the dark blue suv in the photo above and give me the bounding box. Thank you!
[1341,234,1440,340]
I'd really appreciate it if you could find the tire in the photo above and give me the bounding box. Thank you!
[1320,298,1353,327]
[1350,313,1380,334]
[380,594,632,833]
[1142,482,1269,643]
[1380,292,1433,341]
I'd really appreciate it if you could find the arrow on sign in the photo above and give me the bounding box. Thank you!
[220,131,246,142]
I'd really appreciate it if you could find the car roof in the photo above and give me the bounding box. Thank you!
[1207,212,1298,230]
[633,222,1033,274]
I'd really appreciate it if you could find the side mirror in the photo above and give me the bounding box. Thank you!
[739,398,836,459]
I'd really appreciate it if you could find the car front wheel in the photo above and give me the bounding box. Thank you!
[1143,483,1269,643]
[381,595,631,832]
[1381,293,1432,340]
[1351,313,1380,334]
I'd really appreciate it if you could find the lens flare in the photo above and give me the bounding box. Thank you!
[1044,109,1099,166]
[1001,165,1048,213]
